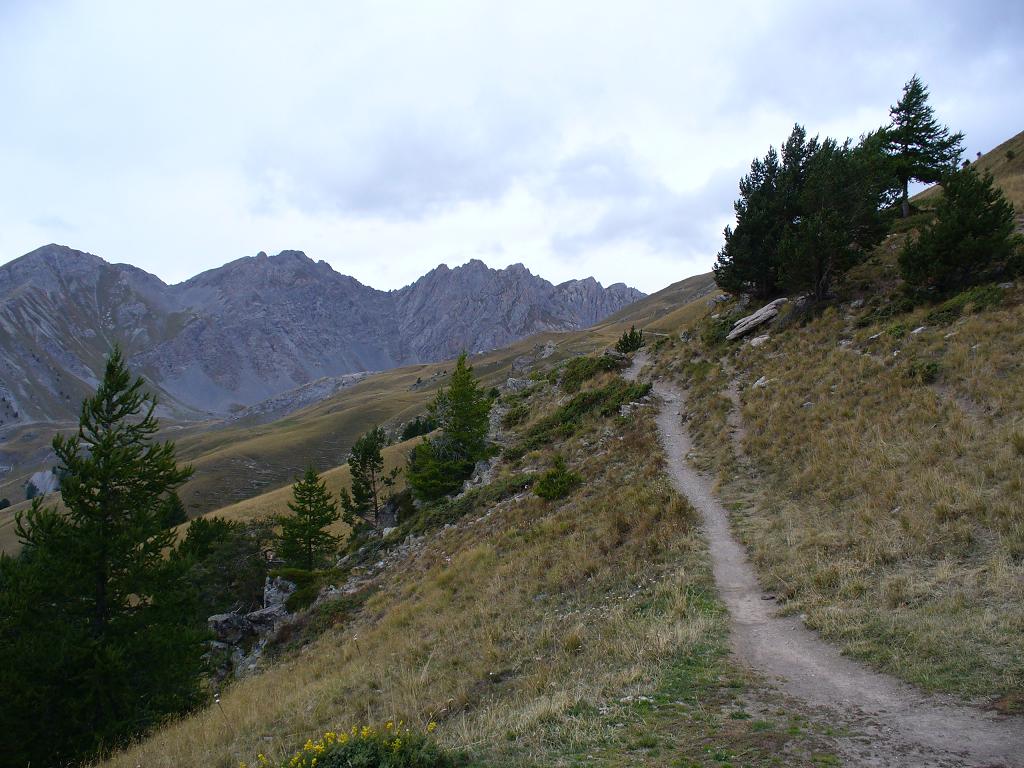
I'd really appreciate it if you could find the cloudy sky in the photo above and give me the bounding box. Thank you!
[1,1,1021,294]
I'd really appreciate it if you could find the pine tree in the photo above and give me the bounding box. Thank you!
[885,75,965,218]
[899,165,1018,292]
[713,125,817,298]
[340,426,399,528]
[278,466,340,570]
[778,138,888,300]
[0,347,204,767]
[407,353,492,502]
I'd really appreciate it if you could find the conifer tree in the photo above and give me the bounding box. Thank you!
[407,353,492,502]
[778,138,888,300]
[885,75,965,217]
[899,165,1018,292]
[278,466,340,570]
[340,426,399,528]
[0,347,204,767]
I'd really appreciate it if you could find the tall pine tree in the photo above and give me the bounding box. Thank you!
[278,466,340,570]
[0,347,204,767]
[885,75,964,218]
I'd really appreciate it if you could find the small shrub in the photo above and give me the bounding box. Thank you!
[501,404,529,428]
[1007,149,1017,161]
[907,359,941,385]
[614,325,645,353]
[534,455,582,501]
[521,380,652,449]
[269,568,346,612]
[256,723,461,768]
[0,498,9,510]
[924,284,1004,325]
[560,354,622,393]
[700,315,733,347]
[885,323,907,339]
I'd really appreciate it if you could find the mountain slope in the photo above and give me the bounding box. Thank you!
[0,247,644,421]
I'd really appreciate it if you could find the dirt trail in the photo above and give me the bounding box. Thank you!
[625,353,1024,768]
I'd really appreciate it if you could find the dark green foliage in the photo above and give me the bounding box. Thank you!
[0,347,204,768]
[175,516,274,617]
[534,455,583,500]
[341,426,398,529]
[778,138,888,300]
[501,403,530,428]
[899,166,1017,292]
[714,125,818,298]
[400,415,437,441]
[884,75,965,218]
[407,353,492,503]
[924,284,1005,325]
[0,498,8,510]
[279,467,340,570]
[521,380,651,449]
[24,480,38,500]
[561,354,623,393]
[277,727,463,768]
[160,491,188,528]
[614,325,645,353]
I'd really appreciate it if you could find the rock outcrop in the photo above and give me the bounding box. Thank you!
[726,298,788,341]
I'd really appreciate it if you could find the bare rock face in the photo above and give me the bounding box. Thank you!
[0,246,645,423]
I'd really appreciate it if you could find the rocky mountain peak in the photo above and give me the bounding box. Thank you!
[1,245,645,422]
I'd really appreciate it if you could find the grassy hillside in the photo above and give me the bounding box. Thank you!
[0,272,716,554]
[914,128,1024,214]
[101,361,835,768]
[645,247,1023,702]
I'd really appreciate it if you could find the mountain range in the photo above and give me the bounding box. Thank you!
[0,245,643,424]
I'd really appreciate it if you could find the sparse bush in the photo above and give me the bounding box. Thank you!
[521,380,651,449]
[269,567,346,612]
[1007,149,1016,162]
[700,314,734,347]
[501,403,529,428]
[907,359,941,385]
[561,354,622,393]
[24,481,38,500]
[924,284,1004,325]
[534,455,582,501]
[256,724,461,768]
[0,498,9,510]
[614,325,645,353]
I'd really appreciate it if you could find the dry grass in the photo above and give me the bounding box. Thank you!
[914,129,1024,213]
[653,275,1024,700]
[99,366,831,768]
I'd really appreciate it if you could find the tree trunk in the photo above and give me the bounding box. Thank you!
[900,180,910,218]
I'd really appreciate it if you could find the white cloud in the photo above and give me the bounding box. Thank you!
[1,0,1021,294]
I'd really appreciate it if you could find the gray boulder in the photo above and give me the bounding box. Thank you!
[727,298,788,341]
[208,612,255,645]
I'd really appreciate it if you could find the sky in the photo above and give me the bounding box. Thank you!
[1,1,1021,294]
